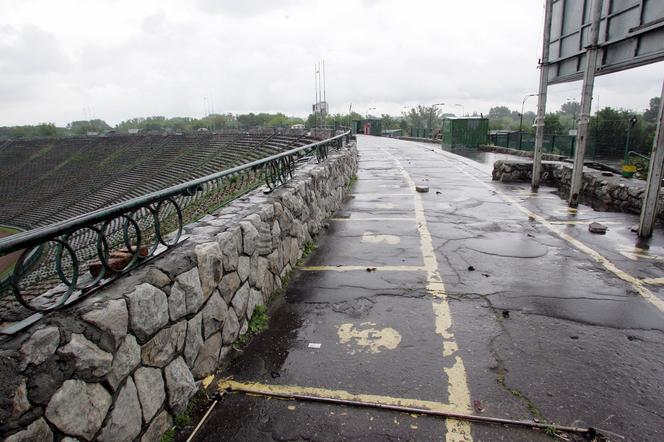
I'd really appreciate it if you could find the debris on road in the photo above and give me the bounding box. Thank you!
[502,310,510,319]
[588,222,608,234]
[416,185,429,193]
[366,267,377,272]
[473,400,485,413]
[308,343,322,349]
[468,266,475,271]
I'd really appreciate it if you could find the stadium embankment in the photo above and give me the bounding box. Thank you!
[1,144,358,441]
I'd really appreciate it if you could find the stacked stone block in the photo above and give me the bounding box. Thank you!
[492,159,662,216]
[1,145,358,441]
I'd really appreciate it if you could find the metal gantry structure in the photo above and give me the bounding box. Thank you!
[531,0,664,238]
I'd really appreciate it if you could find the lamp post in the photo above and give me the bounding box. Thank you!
[623,115,638,164]
[519,94,537,133]
[519,93,537,149]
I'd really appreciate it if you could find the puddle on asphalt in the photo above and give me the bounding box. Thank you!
[447,148,522,173]
[465,233,548,258]
[361,232,401,245]
[337,322,402,354]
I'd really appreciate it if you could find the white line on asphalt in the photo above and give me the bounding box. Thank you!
[429,148,664,315]
[330,218,416,222]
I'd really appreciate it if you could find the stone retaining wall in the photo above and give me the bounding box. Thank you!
[492,159,663,215]
[0,144,358,442]
[478,144,567,162]
[397,136,439,144]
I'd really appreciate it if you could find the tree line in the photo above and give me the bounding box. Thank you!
[0,113,307,139]
[488,97,660,154]
[1,98,660,153]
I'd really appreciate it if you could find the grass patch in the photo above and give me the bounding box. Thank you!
[347,174,357,190]
[496,369,544,421]
[296,241,317,266]
[233,305,269,350]
[302,241,316,258]
[280,268,294,288]
[160,429,175,442]
[248,305,268,333]
[544,425,557,438]
[160,394,201,442]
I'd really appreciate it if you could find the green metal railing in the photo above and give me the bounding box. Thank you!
[490,132,576,157]
[0,131,350,319]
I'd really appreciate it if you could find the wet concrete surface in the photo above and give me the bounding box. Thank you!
[195,136,664,442]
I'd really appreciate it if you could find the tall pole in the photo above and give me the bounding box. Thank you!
[638,80,664,238]
[568,0,603,206]
[532,0,554,191]
[314,64,318,129]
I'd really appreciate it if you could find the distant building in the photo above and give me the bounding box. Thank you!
[352,119,382,136]
[441,117,489,149]
[128,128,140,134]
[290,124,305,130]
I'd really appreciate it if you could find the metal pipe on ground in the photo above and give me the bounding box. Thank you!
[222,382,605,439]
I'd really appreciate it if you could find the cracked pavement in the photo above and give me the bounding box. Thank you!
[194,136,664,442]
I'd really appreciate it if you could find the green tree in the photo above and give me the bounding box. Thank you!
[66,119,111,134]
[560,100,581,118]
[543,113,565,135]
[488,106,512,120]
[380,114,402,130]
[644,96,661,123]
[36,123,57,137]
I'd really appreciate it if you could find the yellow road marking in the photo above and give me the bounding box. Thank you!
[547,220,622,226]
[351,193,412,197]
[337,322,402,354]
[300,265,425,272]
[201,374,215,389]
[330,218,416,222]
[617,245,664,262]
[218,379,463,414]
[642,277,664,285]
[382,149,473,442]
[432,149,664,315]
[361,232,401,245]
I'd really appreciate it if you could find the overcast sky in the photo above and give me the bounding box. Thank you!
[1,0,662,126]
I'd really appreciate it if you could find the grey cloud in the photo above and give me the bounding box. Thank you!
[197,0,299,17]
[0,24,69,75]
[0,0,659,126]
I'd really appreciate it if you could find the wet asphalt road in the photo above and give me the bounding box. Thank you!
[195,136,664,442]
